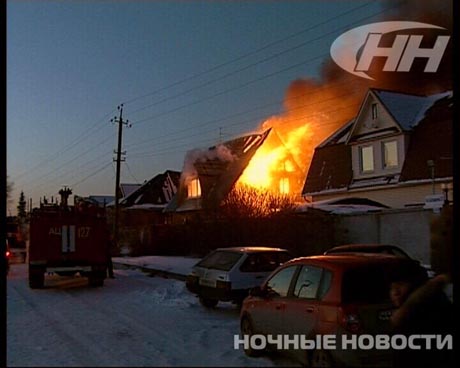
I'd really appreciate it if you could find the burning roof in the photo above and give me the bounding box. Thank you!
[167,127,308,212]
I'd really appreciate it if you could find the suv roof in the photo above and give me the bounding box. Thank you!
[324,244,411,258]
[215,246,288,253]
[284,253,416,269]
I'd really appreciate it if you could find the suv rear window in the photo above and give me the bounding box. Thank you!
[342,266,393,304]
[196,250,243,271]
[239,252,291,272]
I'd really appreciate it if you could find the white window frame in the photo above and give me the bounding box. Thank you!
[382,140,398,169]
[360,145,374,173]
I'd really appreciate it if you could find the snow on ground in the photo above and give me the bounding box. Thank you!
[7,263,298,367]
[112,255,200,277]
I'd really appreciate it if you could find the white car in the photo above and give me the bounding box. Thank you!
[185,247,292,308]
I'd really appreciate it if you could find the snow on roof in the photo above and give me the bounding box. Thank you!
[296,196,388,214]
[296,203,384,214]
[374,89,452,130]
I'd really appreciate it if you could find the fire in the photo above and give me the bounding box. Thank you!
[237,123,310,195]
[236,78,361,196]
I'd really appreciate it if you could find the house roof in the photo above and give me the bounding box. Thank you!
[302,142,352,195]
[166,129,271,212]
[120,183,142,198]
[399,93,453,182]
[87,195,115,206]
[302,90,452,196]
[120,170,180,209]
[372,89,441,131]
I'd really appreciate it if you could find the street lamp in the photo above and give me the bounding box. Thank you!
[441,183,452,206]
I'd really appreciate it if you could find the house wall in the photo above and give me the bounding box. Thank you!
[312,181,452,208]
[335,207,443,265]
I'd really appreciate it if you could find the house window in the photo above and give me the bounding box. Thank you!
[187,178,201,198]
[371,103,378,120]
[360,145,374,173]
[279,177,290,194]
[382,140,398,168]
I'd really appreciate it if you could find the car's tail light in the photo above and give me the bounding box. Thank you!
[216,280,231,290]
[339,306,362,333]
[6,251,10,258]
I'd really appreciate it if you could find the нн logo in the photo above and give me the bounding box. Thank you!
[330,21,450,80]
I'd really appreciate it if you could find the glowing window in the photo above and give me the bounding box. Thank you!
[360,145,374,173]
[383,141,398,168]
[187,178,201,198]
[279,178,290,194]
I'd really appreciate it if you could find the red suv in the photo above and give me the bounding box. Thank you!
[240,254,427,367]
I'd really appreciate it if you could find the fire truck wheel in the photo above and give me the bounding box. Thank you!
[29,266,45,289]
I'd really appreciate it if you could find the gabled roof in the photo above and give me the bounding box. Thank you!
[302,142,352,195]
[120,183,142,198]
[373,89,436,131]
[347,89,451,145]
[399,93,453,182]
[121,170,180,208]
[302,89,452,196]
[166,130,271,212]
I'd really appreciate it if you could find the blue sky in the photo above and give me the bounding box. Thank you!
[7,0,450,213]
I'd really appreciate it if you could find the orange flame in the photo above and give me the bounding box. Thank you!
[237,123,311,195]
[236,78,360,196]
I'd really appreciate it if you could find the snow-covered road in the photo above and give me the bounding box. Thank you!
[7,264,297,367]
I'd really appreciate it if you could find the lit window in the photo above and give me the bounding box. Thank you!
[279,178,290,194]
[360,145,374,173]
[371,103,378,120]
[187,178,201,198]
[383,141,398,168]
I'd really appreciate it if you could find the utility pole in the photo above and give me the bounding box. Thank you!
[111,104,130,244]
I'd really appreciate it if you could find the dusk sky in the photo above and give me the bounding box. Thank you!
[7,0,451,214]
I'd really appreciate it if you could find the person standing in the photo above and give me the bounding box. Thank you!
[389,264,454,368]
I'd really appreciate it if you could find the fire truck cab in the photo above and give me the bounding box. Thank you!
[28,188,110,288]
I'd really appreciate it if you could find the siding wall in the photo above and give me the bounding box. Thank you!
[335,207,444,265]
[312,181,452,208]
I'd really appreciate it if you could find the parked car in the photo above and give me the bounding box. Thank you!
[240,254,428,367]
[186,247,292,308]
[324,243,411,258]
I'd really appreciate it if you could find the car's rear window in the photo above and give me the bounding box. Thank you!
[196,250,243,271]
[342,265,394,304]
[239,252,292,272]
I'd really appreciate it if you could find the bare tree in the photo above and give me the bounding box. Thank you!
[220,185,296,219]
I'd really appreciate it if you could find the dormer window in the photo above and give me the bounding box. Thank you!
[187,178,201,198]
[360,145,374,173]
[382,140,398,168]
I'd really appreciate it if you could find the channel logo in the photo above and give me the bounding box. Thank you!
[330,21,450,80]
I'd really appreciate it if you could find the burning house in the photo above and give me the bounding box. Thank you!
[165,128,307,221]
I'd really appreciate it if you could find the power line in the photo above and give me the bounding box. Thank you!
[124,75,361,151]
[120,2,375,107]
[126,3,398,122]
[71,162,113,189]
[12,108,117,183]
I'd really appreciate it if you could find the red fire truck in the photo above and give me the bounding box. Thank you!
[28,188,110,288]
